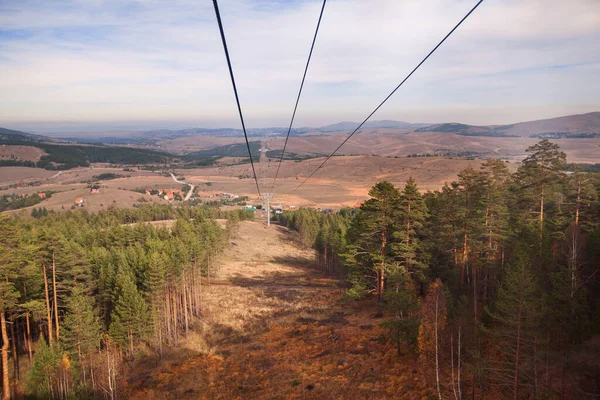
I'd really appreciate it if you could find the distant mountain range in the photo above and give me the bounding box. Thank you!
[318,120,429,132]
[2,112,599,145]
[415,112,600,138]
[129,112,600,141]
[0,127,55,143]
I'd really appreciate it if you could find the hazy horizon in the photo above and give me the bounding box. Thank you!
[2,109,599,137]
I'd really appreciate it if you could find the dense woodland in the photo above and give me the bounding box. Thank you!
[277,140,600,399]
[1,140,599,399]
[0,204,251,399]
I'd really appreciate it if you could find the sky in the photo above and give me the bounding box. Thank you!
[0,0,599,133]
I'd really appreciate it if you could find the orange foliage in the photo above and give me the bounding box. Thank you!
[122,301,434,399]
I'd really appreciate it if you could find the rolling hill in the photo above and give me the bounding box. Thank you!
[0,127,177,169]
[318,120,429,132]
[0,127,54,143]
[415,112,600,138]
[39,111,600,143]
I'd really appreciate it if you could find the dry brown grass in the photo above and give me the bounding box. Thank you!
[120,221,436,400]
[0,166,55,182]
[0,145,46,161]
[264,132,600,162]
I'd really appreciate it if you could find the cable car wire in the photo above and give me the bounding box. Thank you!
[291,0,485,194]
[212,0,262,198]
[270,0,327,196]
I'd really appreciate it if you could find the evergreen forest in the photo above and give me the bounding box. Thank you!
[0,140,599,399]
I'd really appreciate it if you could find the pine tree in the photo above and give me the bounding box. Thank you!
[392,177,429,288]
[345,181,400,314]
[480,159,511,305]
[487,251,543,399]
[61,285,102,372]
[381,271,420,356]
[109,271,150,357]
[0,216,19,400]
[516,140,566,244]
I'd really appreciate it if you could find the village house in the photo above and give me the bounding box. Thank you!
[37,192,47,199]
[74,198,84,206]
[90,188,100,193]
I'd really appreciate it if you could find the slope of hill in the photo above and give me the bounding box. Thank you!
[45,112,600,143]
[183,141,261,160]
[0,127,178,169]
[414,123,514,137]
[0,127,54,143]
[415,112,600,138]
[319,120,429,132]
[497,112,600,137]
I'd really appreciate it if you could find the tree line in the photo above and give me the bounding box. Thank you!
[278,140,600,399]
[0,204,251,399]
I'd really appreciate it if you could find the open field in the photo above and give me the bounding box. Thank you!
[1,156,498,212]
[174,156,514,208]
[0,166,56,182]
[1,129,597,213]
[0,145,46,161]
[122,221,430,399]
[264,132,600,162]
[153,136,249,154]
[4,187,168,216]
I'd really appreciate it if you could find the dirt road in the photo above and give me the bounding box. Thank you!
[124,221,428,399]
[170,172,195,201]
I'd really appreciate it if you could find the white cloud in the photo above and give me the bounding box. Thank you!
[0,0,599,129]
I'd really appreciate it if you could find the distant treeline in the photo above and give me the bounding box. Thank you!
[265,150,324,160]
[0,192,54,212]
[91,173,124,181]
[183,141,261,161]
[0,159,37,167]
[530,132,600,139]
[566,163,600,172]
[0,135,176,170]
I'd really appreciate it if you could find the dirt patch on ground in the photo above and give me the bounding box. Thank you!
[0,145,46,162]
[121,221,432,399]
[0,166,55,183]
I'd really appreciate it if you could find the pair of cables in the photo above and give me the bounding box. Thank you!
[212,0,485,198]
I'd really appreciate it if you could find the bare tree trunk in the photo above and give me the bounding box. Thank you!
[165,289,171,345]
[207,254,211,286]
[192,258,199,317]
[25,312,32,364]
[377,230,387,316]
[473,265,478,319]
[1,311,10,400]
[52,253,60,342]
[42,264,53,345]
[458,325,462,400]
[575,179,581,226]
[461,232,468,285]
[182,276,189,337]
[539,184,544,243]
[435,292,441,400]
[9,317,18,383]
[451,332,458,400]
[106,345,114,400]
[514,302,523,400]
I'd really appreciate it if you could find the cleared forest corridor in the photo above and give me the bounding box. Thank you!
[123,221,428,399]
